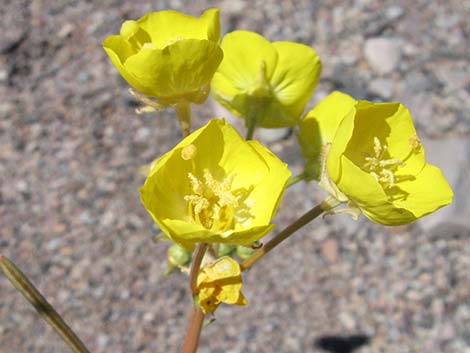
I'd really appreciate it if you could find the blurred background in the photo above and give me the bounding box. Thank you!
[0,1,468,352]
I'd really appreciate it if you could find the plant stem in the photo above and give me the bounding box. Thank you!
[181,243,208,353]
[286,172,306,188]
[189,243,208,296]
[175,100,191,137]
[181,306,205,353]
[245,115,257,140]
[240,198,339,271]
[0,255,91,353]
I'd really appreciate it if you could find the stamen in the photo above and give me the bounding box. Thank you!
[129,88,165,114]
[409,134,421,150]
[363,137,404,189]
[184,170,242,231]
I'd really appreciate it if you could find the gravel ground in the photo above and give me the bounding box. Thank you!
[0,1,469,352]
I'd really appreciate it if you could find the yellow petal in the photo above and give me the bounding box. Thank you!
[136,8,220,48]
[102,35,151,95]
[337,156,417,225]
[393,163,453,219]
[124,39,223,101]
[196,257,247,313]
[213,30,278,96]
[298,91,356,178]
[270,41,321,119]
[326,107,356,183]
[203,257,241,279]
[245,140,291,225]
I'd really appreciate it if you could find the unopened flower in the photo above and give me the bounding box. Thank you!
[103,8,223,105]
[197,257,247,314]
[212,30,321,128]
[140,119,291,249]
[298,91,453,225]
[167,244,192,267]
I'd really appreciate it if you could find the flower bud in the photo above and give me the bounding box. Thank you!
[167,244,192,267]
[236,245,257,260]
[218,244,236,257]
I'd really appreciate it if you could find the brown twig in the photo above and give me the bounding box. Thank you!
[241,199,338,271]
[0,255,91,353]
[180,243,208,353]
[181,306,205,353]
[189,243,208,296]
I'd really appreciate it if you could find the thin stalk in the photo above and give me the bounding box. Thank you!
[0,255,91,353]
[286,172,306,188]
[175,100,191,137]
[181,306,205,353]
[181,243,208,353]
[241,198,339,271]
[245,117,256,140]
[189,243,208,296]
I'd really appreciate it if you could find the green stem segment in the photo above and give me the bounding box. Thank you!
[0,255,91,353]
[175,100,191,138]
[286,172,307,188]
[241,197,340,271]
[245,116,257,140]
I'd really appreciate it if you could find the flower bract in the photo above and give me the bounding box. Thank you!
[299,91,453,225]
[212,30,322,128]
[140,119,291,249]
[197,257,247,314]
[103,8,223,105]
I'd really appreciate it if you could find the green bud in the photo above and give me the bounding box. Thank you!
[218,244,236,257]
[236,245,257,260]
[167,244,192,267]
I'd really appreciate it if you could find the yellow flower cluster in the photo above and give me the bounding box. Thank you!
[103,8,454,315]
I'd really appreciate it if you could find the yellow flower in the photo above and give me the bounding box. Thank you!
[103,8,223,105]
[299,91,453,225]
[212,30,322,128]
[140,119,291,249]
[196,257,247,314]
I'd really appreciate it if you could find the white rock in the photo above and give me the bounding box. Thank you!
[364,37,402,75]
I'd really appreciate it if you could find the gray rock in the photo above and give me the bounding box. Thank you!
[369,78,394,99]
[385,5,404,21]
[418,137,470,230]
[364,37,402,75]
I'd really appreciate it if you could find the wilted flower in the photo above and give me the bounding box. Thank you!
[140,119,291,249]
[197,257,247,314]
[103,8,223,105]
[212,30,321,128]
[298,91,453,225]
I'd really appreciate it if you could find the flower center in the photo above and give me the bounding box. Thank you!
[248,60,272,98]
[363,137,404,189]
[185,170,240,231]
